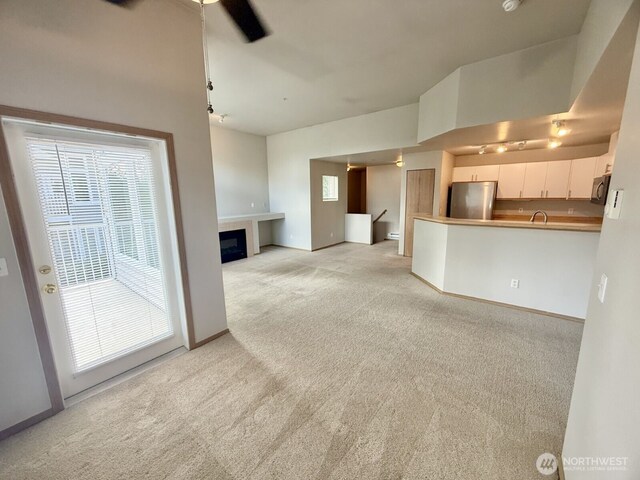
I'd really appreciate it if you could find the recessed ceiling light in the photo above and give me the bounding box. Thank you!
[496,144,508,154]
[517,141,527,150]
[479,145,487,155]
[548,138,562,149]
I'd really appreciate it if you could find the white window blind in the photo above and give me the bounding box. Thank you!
[27,137,174,373]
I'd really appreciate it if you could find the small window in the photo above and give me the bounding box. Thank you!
[322,175,339,202]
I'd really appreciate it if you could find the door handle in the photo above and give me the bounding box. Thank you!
[43,283,57,294]
[39,265,52,275]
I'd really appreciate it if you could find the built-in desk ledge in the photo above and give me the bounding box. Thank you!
[217,212,285,256]
[413,215,601,233]
[218,212,285,224]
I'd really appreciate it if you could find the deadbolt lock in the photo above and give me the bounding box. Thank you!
[43,283,57,294]
[39,265,52,275]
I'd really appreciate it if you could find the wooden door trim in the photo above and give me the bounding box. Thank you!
[404,168,435,257]
[0,105,196,436]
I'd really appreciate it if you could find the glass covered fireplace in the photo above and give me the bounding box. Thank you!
[219,229,248,263]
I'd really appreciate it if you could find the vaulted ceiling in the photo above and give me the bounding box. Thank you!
[204,0,591,136]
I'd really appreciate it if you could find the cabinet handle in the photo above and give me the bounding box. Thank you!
[568,190,571,199]
[545,190,549,198]
[540,190,544,198]
[519,190,522,198]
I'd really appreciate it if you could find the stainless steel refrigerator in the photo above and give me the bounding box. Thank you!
[450,181,497,220]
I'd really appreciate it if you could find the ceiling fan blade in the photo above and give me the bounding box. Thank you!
[219,0,270,43]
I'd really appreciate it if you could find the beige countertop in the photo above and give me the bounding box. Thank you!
[414,215,602,233]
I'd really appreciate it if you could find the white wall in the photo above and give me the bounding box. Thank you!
[417,37,577,143]
[412,220,600,319]
[398,151,449,255]
[366,164,401,240]
[267,103,419,250]
[456,36,576,129]
[310,160,347,250]
[0,0,226,431]
[417,69,460,142]
[210,124,269,217]
[344,214,373,245]
[563,14,640,479]
[570,0,636,103]
[0,187,52,431]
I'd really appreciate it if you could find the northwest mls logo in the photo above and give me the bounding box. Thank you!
[536,453,558,475]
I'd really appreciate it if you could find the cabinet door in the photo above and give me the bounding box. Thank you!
[522,162,548,198]
[497,163,526,199]
[475,165,500,181]
[595,154,614,177]
[452,166,476,182]
[545,160,571,198]
[568,157,597,199]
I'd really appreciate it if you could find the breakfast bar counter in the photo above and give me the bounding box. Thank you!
[413,215,602,233]
[411,216,601,319]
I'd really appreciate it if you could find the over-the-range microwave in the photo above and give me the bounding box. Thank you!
[591,175,611,205]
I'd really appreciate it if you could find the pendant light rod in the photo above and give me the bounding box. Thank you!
[200,0,214,114]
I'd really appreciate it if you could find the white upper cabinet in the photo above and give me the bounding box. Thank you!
[452,166,476,182]
[522,162,548,198]
[452,165,499,182]
[475,165,500,181]
[545,160,571,198]
[497,163,526,199]
[595,154,614,177]
[453,157,597,200]
[568,157,597,199]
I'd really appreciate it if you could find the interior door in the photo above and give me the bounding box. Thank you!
[4,120,185,398]
[404,169,435,257]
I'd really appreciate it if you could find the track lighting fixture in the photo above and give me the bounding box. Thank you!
[553,120,571,137]
[200,0,215,114]
[548,138,562,149]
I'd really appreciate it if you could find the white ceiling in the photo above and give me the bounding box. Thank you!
[203,0,591,136]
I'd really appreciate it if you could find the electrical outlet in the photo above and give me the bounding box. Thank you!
[510,279,519,288]
[0,258,8,277]
[568,208,574,215]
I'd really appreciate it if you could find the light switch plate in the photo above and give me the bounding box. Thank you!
[605,189,623,219]
[0,258,8,277]
[597,273,608,303]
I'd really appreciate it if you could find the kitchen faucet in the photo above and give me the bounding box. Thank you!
[529,210,548,224]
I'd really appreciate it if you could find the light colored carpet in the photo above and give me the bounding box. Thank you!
[0,240,582,479]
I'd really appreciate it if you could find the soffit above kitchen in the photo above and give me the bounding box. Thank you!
[203,0,590,136]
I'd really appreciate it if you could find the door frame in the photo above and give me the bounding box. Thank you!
[0,105,196,435]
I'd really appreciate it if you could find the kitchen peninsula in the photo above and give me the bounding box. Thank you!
[411,216,601,319]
